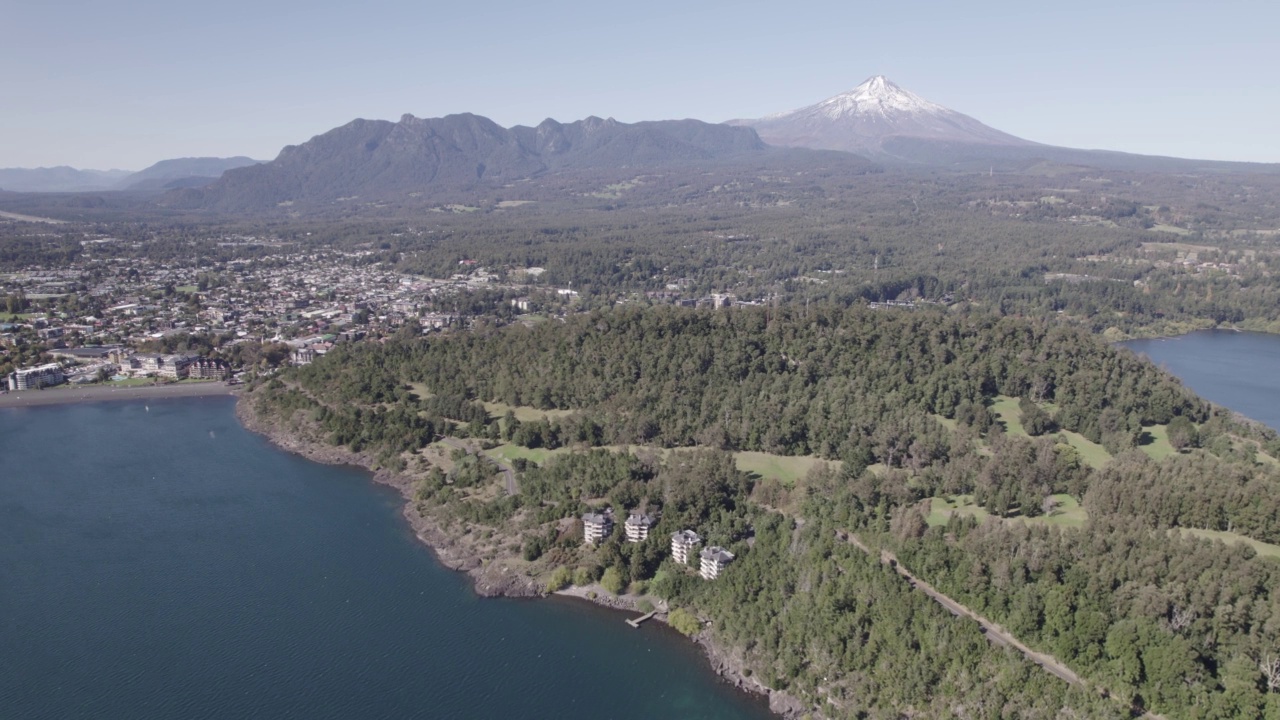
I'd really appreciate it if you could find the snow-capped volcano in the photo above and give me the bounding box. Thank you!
[765,76,948,120]
[730,76,1035,159]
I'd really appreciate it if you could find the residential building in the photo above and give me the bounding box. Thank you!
[293,347,316,365]
[671,530,702,565]
[699,546,735,580]
[7,363,65,391]
[624,512,655,543]
[158,355,192,379]
[582,511,614,544]
[188,358,230,380]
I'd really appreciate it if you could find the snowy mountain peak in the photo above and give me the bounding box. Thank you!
[731,76,1035,158]
[796,75,949,121]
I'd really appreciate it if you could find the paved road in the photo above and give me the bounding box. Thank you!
[439,437,519,496]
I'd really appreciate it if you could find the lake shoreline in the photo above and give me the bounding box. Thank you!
[0,381,240,408]
[233,393,801,718]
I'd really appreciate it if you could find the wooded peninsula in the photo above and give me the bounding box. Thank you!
[246,306,1280,719]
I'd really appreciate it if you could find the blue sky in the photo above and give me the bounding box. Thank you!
[3,0,1276,168]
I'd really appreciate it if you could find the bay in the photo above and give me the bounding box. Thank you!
[0,397,772,720]
[1122,329,1280,431]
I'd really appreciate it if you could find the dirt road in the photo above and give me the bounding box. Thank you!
[840,531,1080,682]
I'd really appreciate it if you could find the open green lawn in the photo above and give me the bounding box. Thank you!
[927,493,1087,529]
[1138,424,1178,461]
[1057,430,1112,469]
[927,495,990,527]
[481,441,835,487]
[109,378,158,387]
[1183,528,1280,560]
[989,396,1027,436]
[482,401,575,423]
[988,396,1111,468]
[175,285,198,294]
[732,451,833,486]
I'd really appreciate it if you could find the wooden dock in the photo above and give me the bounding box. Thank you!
[625,610,657,628]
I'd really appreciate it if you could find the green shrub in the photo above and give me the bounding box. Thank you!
[668,607,701,637]
[545,566,572,592]
[600,567,624,595]
[573,566,597,586]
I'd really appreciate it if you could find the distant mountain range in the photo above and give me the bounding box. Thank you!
[4,78,1278,209]
[0,166,133,193]
[731,76,1280,174]
[0,157,261,193]
[167,113,846,211]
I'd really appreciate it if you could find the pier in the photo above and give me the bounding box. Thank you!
[625,610,657,628]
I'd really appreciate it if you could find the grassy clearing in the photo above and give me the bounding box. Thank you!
[109,377,160,387]
[1147,224,1192,236]
[482,401,575,422]
[175,285,198,294]
[1138,424,1178,461]
[927,495,990,527]
[1183,529,1280,560]
[1057,430,1112,469]
[732,451,832,486]
[407,382,433,401]
[989,396,1027,436]
[927,493,1087,529]
[989,395,1111,468]
[480,441,834,488]
[496,200,535,208]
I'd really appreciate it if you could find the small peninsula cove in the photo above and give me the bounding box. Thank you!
[242,304,1280,719]
[235,392,801,715]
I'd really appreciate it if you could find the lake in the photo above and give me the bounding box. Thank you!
[1122,329,1280,431]
[0,397,772,720]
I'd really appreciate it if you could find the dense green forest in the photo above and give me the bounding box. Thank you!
[249,305,1280,718]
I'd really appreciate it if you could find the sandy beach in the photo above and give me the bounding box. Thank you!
[0,381,240,408]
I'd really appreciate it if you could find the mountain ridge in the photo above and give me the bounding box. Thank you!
[166,112,839,211]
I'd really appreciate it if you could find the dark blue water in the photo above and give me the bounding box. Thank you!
[1123,330,1280,431]
[0,397,771,720]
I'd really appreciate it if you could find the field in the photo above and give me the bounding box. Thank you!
[1183,528,1280,560]
[480,442,833,487]
[481,401,575,423]
[988,396,1113,468]
[1137,424,1178,460]
[927,493,1087,529]
[732,451,832,486]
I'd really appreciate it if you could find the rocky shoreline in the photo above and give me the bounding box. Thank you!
[234,393,810,719]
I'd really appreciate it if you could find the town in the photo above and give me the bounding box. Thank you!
[1,232,783,393]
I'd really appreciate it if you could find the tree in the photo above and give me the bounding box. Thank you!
[668,607,701,637]
[1167,415,1199,451]
[600,566,624,595]
[545,566,572,592]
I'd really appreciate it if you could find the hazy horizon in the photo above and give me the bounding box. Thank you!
[4,0,1277,169]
